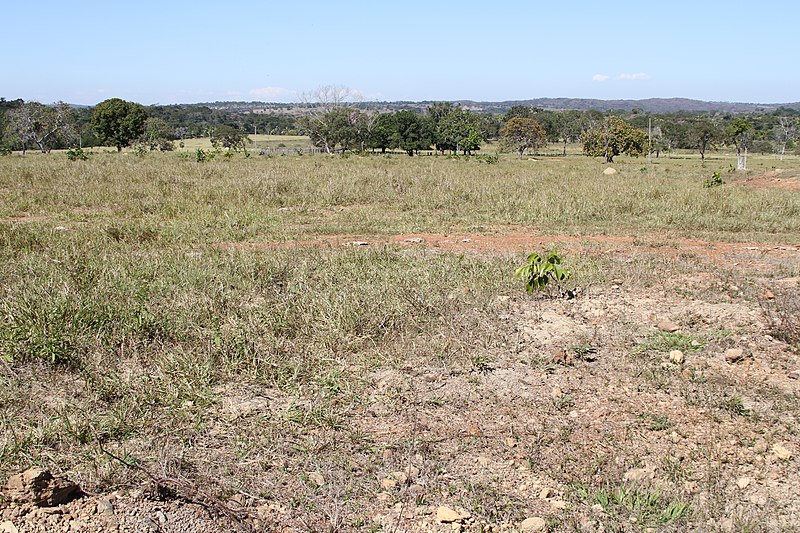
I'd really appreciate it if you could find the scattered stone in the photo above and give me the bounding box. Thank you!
[403,237,424,244]
[343,241,369,246]
[382,449,393,460]
[96,499,114,515]
[390,471,409,485]
[656,320,680,333]
[380,477,398,490]
[476,456,490,467]
[307,472,326,487]
[623,467,655,483]
[467,422,483,437]
[550,348,572,365]
[736,477,751,489]
[550,500,568,510]
[550,387,564,399]
[539,487,553,499]
[724,348,746,364]
[669,350,685,364]
[789,371,800,380]
[376,492,391,502]
[519,516,547,531]
[436,506,470,523]
[504,436,518,448]
[3,468,81,507]
[690,340,702,347]
[403,466,420,481]
[603,167,617,175]
[772,444,793,460]
[461,239,472,243]
[0,521,19,533]
[763,290,775,300]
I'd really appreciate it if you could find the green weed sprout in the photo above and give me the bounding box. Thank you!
[515,249,571,293]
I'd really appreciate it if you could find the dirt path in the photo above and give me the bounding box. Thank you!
[222,230,800,272]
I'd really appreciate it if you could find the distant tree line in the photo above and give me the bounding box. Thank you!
[1,96,798,164]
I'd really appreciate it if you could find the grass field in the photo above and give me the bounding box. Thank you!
[1,147,799,531]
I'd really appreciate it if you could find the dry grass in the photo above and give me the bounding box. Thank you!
[1,148,799,531]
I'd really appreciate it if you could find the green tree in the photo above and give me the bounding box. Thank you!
[142,117,175,151]
[368,113,396,153]
[688,120,720,161]
[436,107,484,155]
[581,116,647,163]
[91,98,147,151]
[210,124,249,151]
[390,111,433,156]
[499,117,547,159]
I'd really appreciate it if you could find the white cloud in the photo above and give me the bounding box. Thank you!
[248,86,296,101]
[592,74,611,82]
[618,72,650,81]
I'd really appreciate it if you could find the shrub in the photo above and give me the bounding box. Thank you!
[703,171,724,188]
[195,148,215,163]
[65,147,89,161]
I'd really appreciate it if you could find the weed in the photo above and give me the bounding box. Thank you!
[575,483,690,527]
[719,396,751,417]
[703,171,725,188]
[515,249,571,294]
[636,332,703,353]
[637,413,673,431]
[65,147,89,161]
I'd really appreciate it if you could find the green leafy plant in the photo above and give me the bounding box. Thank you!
[65,147,89,161]
[195,148,215,163]
[515,249,571,293]
[703,171,724,188]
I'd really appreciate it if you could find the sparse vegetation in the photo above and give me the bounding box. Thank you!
[1,147,799,531]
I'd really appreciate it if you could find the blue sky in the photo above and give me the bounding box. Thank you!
[2,0,798,105]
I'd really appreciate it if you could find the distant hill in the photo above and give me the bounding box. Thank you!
[197,98,800,115]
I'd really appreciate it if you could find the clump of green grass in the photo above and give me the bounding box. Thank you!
[636,332,703,354]
[575,483,690,527]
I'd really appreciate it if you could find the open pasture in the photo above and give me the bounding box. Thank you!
[1,149,799,531]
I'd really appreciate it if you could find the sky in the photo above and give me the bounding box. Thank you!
[2,0,798,105]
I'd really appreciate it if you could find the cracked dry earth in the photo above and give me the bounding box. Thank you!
[3,237,800,532]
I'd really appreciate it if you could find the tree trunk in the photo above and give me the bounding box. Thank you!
[518,148,524,160]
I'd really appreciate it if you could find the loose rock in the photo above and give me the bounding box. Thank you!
[772,444,793,460]
[656,320,680,333]
[436,506,470,523]
[623,467,655,483]
[724,348,746,364]
[669,350,685,364]
[519,516,547,531]
[307,472,325,487]
[603,167,617,175]
[3,468,81,507]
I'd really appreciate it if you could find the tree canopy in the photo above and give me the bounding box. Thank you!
[581,116,647,163]
[499,117,546,159]
[91,98,147,151]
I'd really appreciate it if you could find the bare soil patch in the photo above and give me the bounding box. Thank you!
[735,169,800,191]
